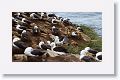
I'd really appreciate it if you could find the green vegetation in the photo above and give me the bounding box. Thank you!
[67,24,102,54]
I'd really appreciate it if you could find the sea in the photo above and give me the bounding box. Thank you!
[53,12,102,37]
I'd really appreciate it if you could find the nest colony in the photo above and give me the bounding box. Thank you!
[12,12,101,62]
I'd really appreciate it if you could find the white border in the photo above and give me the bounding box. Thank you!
[0,0,114,74]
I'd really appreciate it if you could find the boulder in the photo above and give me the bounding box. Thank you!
[80,33,91,42]
[46,49,59,57]
[46,54,81,62]
[13,54,27,62]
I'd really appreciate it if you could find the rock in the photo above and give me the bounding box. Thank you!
[13,54,27,62]
[81,33,91,42]
[46,49,59,57]
[12,31,21,37]
[46,54,81,62]
[27,56,43,62]
[71,54,80,59]
[71,40,78,46]
[12,46,25,55]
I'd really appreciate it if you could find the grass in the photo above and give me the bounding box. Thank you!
[67,24,102,54]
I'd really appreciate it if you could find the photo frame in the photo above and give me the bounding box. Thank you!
[0,0,114,74]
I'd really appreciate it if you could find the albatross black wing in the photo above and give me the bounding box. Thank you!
[97,55,102,60]
[41,44,51,50]
[31,49,46,56]
[14,40,28,49]
[81,56,95,62]
[88,49,98,55]
[53,46,68,53]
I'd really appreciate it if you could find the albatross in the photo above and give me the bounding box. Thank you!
[30,13,40,19]
[32,25,39,35]
[50,42,68,53]
[24,47,46,56]
[51,26,60,36]
[39,41,51,50]
[12,37,28,50]
[85,47,98,56]
[95,52,102,62]
[21,30,30,42]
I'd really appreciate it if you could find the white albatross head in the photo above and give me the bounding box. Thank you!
[13,37,20,43]
[24,47,35,56]
[17,12,20,16]
[22,30,26,34]
[77,27,81,30]
[16,24,20,27]
[50,42,56,49]
[22,18,26,22]
[31,13,35,15]
[80,50,88,55]
[47,41,51,45]
[39,41,45,48]
[71,32,77,36]
[54,36,59,40]
[34,26,38,29]
[30,13,35,18]
[16,24,23,30]
[95,52,102,61]
[54,36,60,43]
[85,47,91,51]
[41,12,44,16]
[52,26,56,29]
[52,18,56,23]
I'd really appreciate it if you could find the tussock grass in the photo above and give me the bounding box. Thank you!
[67,24,102,54]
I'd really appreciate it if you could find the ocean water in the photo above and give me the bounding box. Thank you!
[53,12,102,36]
